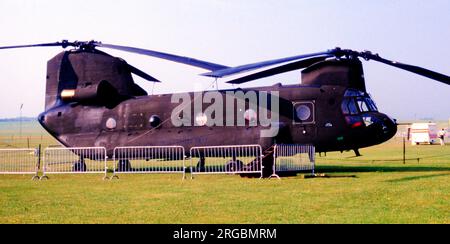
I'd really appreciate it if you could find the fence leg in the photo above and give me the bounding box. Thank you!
[268,173,280,179]
[39,175,49,180]
[269,148,280,179]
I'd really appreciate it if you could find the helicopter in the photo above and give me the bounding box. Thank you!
[1,40,449,176]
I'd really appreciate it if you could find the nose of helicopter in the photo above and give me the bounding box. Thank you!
[38,111,46,127]
[366,113,398,142]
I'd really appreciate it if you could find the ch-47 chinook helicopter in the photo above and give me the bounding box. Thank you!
[1,40,449,176]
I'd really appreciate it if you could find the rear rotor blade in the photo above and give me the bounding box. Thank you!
[0,40,75,50]
[226,56,329,84]
[98,43,229,71]
[127,64,161,82]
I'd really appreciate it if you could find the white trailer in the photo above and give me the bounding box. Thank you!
[409,123,438,145]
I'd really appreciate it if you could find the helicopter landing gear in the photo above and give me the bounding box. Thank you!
[225,160,244,172]
[308,150,315,163]
[196,156,205,172]
[72,159,87,172]
[117,159,131,172]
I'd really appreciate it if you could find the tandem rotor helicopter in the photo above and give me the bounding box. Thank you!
[1,40,449,176]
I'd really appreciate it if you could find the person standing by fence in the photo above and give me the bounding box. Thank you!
[438,128,447,146]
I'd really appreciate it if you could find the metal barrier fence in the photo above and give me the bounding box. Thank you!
[190,145,263,177]
[0,148,39,179]
[271,144,315,178]
[112,146,186,179]
[42,147,107,179]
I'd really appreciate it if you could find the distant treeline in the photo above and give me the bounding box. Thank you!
[0,117,37,122]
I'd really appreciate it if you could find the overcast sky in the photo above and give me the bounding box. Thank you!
[0,0,449,121]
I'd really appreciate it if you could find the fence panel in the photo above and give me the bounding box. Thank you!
[272,144,315,178]
[190,144,263,177]
[42,147,107,179]
[0,148,39,179]
[112,146,186,179]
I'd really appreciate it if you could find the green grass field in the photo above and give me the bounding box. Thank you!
[0,121,449,223]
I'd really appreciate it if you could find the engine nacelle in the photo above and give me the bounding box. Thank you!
[60,80,119,105]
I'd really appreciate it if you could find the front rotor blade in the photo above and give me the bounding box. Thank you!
[99,43,229,71]
[226,56,329,84]
[362,52,450,85]
[202,51,332,78]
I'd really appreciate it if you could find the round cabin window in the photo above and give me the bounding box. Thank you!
[149,115,161,128]
[295,105,311,121]
[244,109,257,123]
[106,118,117,129]
[195,113,208,126]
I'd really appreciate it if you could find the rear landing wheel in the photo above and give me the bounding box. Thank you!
[117,159,131,172]
[225,160,244,172]
[196,157,205,172]
[72,160,87,172]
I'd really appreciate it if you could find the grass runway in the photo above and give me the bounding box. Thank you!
[0,121,449,223]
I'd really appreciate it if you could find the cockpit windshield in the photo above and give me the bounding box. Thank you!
[341,89,378,115]
[341,98,359,114]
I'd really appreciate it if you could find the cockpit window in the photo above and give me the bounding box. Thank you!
[341,98,359,115]
[356,97,369,112]
[341,90,378,114]
[344,89,365,97]
[365,97,378,111]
